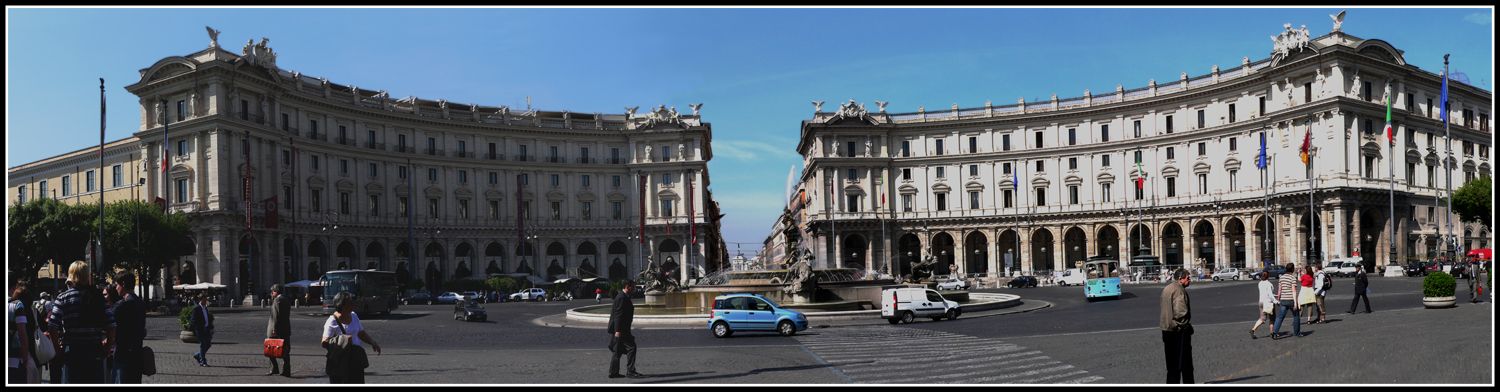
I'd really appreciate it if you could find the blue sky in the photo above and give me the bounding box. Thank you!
[6,7,1493,254]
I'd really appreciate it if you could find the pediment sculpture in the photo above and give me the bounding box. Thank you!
[835,99,868,120]
[642,105,683,128]
[240,37,278,68]
[1270,23,1312,65]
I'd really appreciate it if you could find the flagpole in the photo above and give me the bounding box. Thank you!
[1307,119,1317,267]
[1441,55,1455,262]
[1387,95,1397,272]
[97,78,106,276]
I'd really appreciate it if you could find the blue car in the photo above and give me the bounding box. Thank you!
[707,293,808,338]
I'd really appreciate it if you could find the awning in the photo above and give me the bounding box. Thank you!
[283,280,315,288]
[581,277,604,283]
[171,283,227,290]
[1468,248,1492,260]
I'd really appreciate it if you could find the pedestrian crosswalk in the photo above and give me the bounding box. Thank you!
[794,326,1103,384]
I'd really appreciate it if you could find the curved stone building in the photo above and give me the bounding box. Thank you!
[781,25,1491,280]
[11,34,727,298]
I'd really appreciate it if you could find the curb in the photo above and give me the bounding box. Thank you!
[536,297,1051,330]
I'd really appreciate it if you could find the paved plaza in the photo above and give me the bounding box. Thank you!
[50,275,1486,384]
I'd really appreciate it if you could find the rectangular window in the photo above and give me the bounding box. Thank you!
[177,100,186,121]
[175,179,187,203]
[1136,185,1144,201]
[661,145,671,162]
[1034,132,1044,148]
[661,199,674,216]
[969,191,981,209]
[1101,125,1110,142]
[612,201,622,220]
[340,192,351,215]
[1198,173,1208,195]
[550,146,559,160]
[613,175,621,188]
[284,187,293,209]
[39,180,48,200]
[1228,170,1237,191]
[281,113,289,131]
[1003,190,1013,208]
[1068,128,1076,145]
[459,140,467,155]
[582,201,593,220]
[1035,188,1046,206]
[1002,163,1011,175]
[1035,160,1044,173]
[902,195,913,212]
[1360,81,1370,102]
[1407,163,1418,186]
[1406,93,1415,113]
[935,193,947,211]
[1428,165,1436,187]
[935,167,946,179]
[459,199,469,219]
[847,168,857,181]
[1166,177,1177,197]
[901,140,911,157]
[62,176,71,197]
[18,186,24,203]
[1198,142,1206,156]
[489,200,500,220]
[111,164,122,187]
[489,172,498,185]
[399,135,408,150]
[968,136,978,153]
[1196,109,1205,129]
[283,150,291,165]
[398,166,407,180]
[1258,96,1266,115]
[611,148,621,163]
[399,197,408,216]
[311,189,321,212]
[428,168,437,182]
[846,141,856,157]
[370,195,380,217]
[1167,147,1176,160]
[846,194,860,212]
[550,174,560,187]
[1002,134,1011,151]
[969,165,978,177]
[1229,137,1238,151]
[312,156,320,171]
[934,139,945,155]
[1102,155,1112,167]
[369,130,376,146]
[902,168,912,180]
[428,137,437,153]
[240,100,248,120]
[519,144,528,159]
[581,147,590,161]
[1101,183,1111,203]
[459,170,467,184]
[1133,120,1142,138]
[429,198,439,217]
[1068,157,1077,170]
[340,159,349,176]
[1068,185,1079,205]
[85,170,95,192]
[582,175,591,188]
[177,140,188,157]
[1228,104,1236,123]
[1166,115,1174,133]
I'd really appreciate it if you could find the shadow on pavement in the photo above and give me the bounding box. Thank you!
[641,363,848,383]
[1206,375,1270,384]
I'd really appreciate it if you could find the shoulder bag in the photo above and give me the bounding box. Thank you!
[141,346,157,376]
[334,317,367,369]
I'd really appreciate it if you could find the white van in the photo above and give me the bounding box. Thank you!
[881,287,961,324]
[1054,268,1086,286]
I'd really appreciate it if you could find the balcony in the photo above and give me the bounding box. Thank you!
[426,149,444,156]
[547,156,565,164]
[608,158,626,165]
[337,136,350,145]
[367,142,385,150]
[576,157,597,164]
[398,145,414,153]
[486,153,505,160]
[515,155,534,162]
[456,151,468,158]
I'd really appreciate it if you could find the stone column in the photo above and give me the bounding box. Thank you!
[210,230,230,299]
[1019,228,1032,274]
[1333,206,1349,259]
[1350,207,1363,260]
[1052,227,1065,272]
[955,231,967,276]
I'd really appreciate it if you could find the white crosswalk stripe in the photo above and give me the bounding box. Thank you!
[796,326,1101,384]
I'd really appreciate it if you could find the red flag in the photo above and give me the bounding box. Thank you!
[264,196,278,229]
[1299,123,1312,165]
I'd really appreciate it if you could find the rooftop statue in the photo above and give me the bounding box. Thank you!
[205,26,221,48]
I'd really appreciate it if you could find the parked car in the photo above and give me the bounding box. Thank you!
[1425,261,1445,274]
[935,277,969,290]
[435,292,464,304]
[403,292,433,305]
[707,293,808,338]
[508,288,547,301]
[1006,276,1039,288]
[1450,263,1471,279]
[460,291,482,302]
[1403,261,1429,277]
[1211,268,1243,281]
[881,287,961,324]
[453,300,487,322]
[1258,265,1288,280]
[1054,268,1086,286]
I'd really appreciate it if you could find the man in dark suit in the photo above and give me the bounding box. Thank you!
[607,280,643,379]
[110,272,147,384]
[1347,264,1372,314]
[266,284,292,377]
[189,294,214,367]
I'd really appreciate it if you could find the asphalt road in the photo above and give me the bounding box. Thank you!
[113,274,1489,384]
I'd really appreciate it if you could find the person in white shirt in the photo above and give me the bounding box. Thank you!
[1249,272,1276,339]
[1311,266,1329,324]
[321,292,381,384]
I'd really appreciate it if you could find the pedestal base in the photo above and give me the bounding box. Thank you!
[1382,265,1405,277]
[644,291,667,306]
[790,292,813,305]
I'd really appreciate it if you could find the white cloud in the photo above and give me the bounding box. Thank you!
[714,139,798,161]
[1465,12,1491,25]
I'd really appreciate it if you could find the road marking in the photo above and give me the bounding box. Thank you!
[796,326,1101,384]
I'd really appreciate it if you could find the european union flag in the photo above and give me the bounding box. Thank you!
[1256,132,1268,170]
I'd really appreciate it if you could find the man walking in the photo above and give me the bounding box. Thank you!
[607,280,643,379]
[266,284,292,377]
[1311,265,1329,324]
[189,295,214,367]
[1271,263,1304,339]
[1348,264,1372,314]
[1159,268,1193,384]
[110,272,147,384]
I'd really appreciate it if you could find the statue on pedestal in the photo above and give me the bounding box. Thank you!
[781,248,815,297]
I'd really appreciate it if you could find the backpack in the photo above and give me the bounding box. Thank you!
[1321,273,1333,291]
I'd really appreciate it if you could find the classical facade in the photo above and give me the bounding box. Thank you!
[10,32,727,297]
[780,24,1491,279]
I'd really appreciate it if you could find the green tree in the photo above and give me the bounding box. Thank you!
[485,276,518,296]
[96,200,192,300]
[1452,176,1491,229]
[8,199,93,279]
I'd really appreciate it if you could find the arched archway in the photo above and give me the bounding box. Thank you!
[395,242,413,288]
[1224,218,1246,269]
[657,239,681,272]
[1253,216,1277,268]
[336,241,356,270]
[897,234,921,277]
[307,240,328,281]
[515,243,536,275]
[454,242,474,280]
[1162,223,1184,267]
[1031,228,1056,273]
[577,242,599,278]
[282,238,297,283]
[841,235,867,271]
[931,232,956,275]
[1298,212,1324,265]
[176,236,198,286]
[1359,210,1381,270]
[1194,220,1216,270]
[997,229,1019,274]
[1064,227,1087,269]
[424,242,445,293]
[1129,224,1153,258]
[964,231,988,275]
[238,236,258,297]
[608,241,629,277]
[609,258,627,281]
[546,242,567,278]
[1096,225,1121,261]
[485,242,505,276]
[365,242,385,271]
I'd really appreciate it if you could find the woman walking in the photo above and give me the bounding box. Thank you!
[1298,265,1317,324]
[322,291,381,384]
[46,261,113,383]
[1249,272,1276,339]
[9,279,38,383]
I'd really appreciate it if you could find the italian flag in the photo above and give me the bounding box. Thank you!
[1385,95,1394,146]
[1135,158,1146,189]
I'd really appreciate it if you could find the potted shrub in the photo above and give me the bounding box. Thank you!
[1422,271,1456,308]
[178,306,198,343]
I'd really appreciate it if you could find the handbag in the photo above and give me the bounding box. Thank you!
[264,338,286,358]
[141,346,157,376]
[332,317,354,350]
[34,329,57,364]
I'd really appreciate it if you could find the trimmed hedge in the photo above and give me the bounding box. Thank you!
[178,306,193,331]
[1423,271,1456,298]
